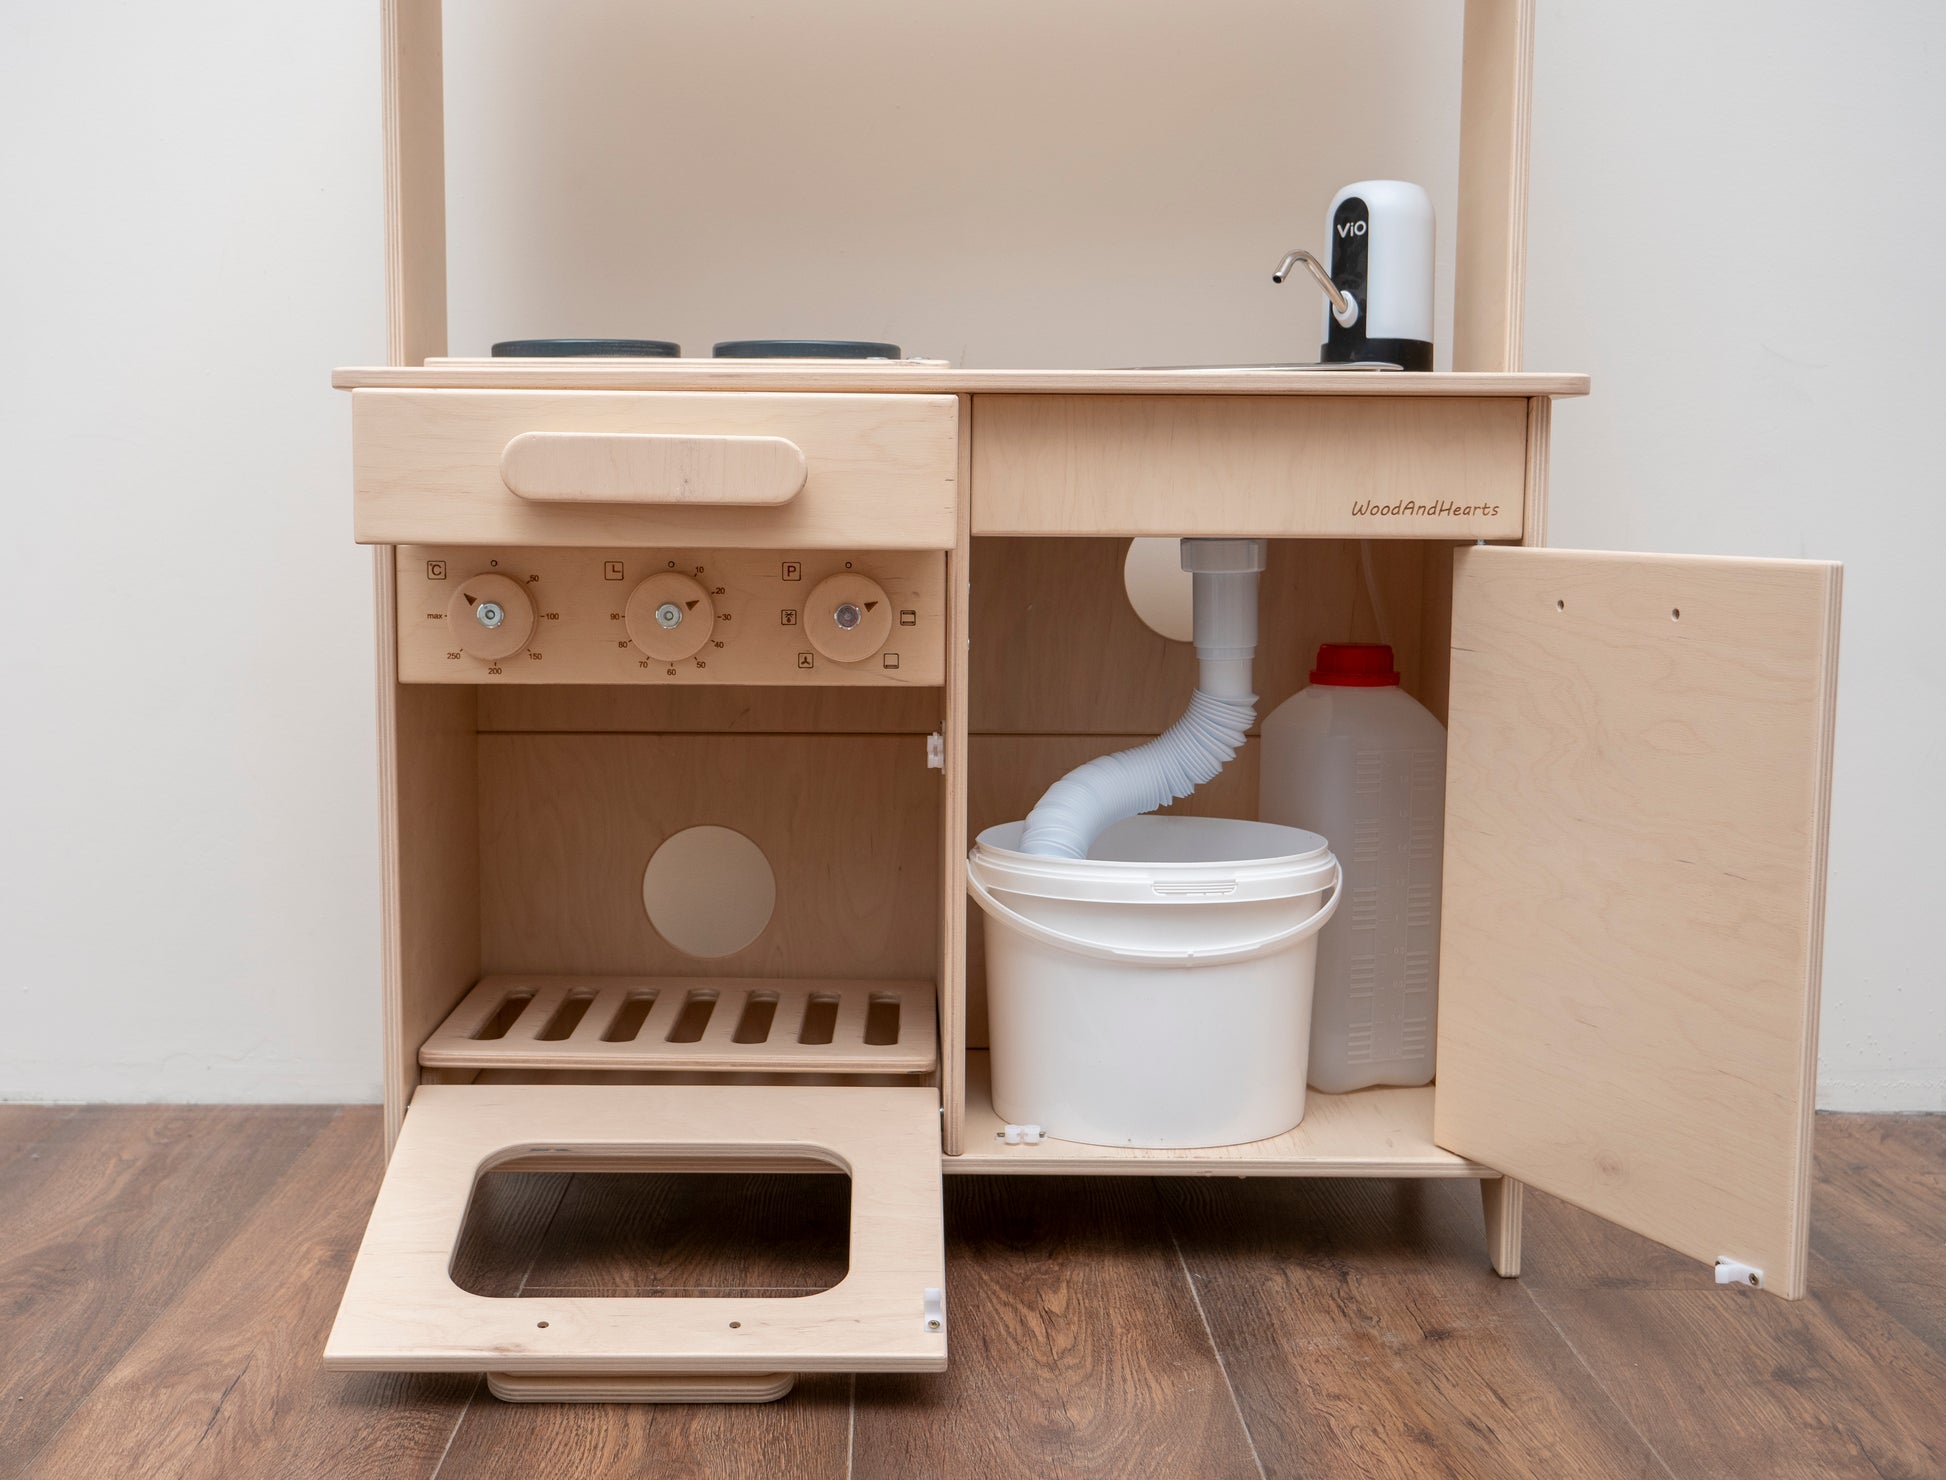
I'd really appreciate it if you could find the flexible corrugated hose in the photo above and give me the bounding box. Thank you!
[1020,539,1265,859]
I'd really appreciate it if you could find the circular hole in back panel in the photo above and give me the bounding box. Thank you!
[642,826,777,958]
[1123,537,1195,642]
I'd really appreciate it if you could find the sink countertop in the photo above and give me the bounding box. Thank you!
[332,362,1590,397]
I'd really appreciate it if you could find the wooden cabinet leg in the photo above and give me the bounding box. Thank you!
[1481,1176,1524,1277]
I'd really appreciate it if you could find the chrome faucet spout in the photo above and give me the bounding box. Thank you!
[1271,249,1353,322]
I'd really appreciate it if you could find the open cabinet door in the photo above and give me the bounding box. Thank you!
[1435,547,1840,1298]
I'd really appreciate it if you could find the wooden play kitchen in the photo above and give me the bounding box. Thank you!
[323,0,1841,1401]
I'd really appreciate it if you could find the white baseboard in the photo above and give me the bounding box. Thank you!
[1816,1073,1946,1114]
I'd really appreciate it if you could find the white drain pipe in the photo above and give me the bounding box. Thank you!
[1020,538,1267,859]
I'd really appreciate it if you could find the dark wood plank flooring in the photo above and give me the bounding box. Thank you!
[0,1106,1939,1479]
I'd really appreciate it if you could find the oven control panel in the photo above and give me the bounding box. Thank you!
[396,546,946,686]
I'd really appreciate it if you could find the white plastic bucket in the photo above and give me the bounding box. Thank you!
[968,816,1341,1148]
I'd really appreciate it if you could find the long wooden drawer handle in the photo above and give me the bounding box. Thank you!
[500,431,808,506]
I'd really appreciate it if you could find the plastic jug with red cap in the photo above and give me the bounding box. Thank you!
[1258,644,1446,1094]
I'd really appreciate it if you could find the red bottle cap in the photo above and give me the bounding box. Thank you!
[1309,643,1400,687]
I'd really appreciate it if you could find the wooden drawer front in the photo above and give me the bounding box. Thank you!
[971,394,1529,538]
[354,390,959,548]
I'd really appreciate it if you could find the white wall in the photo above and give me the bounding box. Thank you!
[1,2,1938,1108]
[0,3,387,1098]
[1525,4,1946,1109]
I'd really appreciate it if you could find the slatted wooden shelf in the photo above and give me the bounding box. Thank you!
[419,976,937,1076]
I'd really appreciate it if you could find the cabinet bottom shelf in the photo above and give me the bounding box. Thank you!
[950,1050,1490,1177]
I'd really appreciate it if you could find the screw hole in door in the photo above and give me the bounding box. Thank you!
[729,1321,741,1329]
[1555,598,1565,612]
[536,1321,549,1328]
[1672,607,1682,620]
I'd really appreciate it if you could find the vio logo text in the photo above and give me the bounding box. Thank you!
[1337,220,1368,237]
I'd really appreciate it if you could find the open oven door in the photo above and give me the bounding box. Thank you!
[324,1082,946,1398]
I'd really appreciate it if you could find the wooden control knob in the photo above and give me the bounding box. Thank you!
[805,572,893,664]
[625,572,716,662]
[447,572,535,661]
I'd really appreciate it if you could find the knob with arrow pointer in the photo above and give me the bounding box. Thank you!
[446,572,536,661]
[624,571,717,663]
[804,571,893,664]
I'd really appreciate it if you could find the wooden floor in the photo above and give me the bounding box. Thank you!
[0,1107,1939,1479]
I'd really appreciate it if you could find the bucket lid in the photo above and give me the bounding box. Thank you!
[1310,642,1400,686]
[970,815,1335,905]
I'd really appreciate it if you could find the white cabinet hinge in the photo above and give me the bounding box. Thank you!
[996,1123,1045,1145]
[1714,1258,1763,1289]
[926,733,945,770]
[922,1286,946,1333]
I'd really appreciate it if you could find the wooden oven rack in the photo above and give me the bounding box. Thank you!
[418,975,937,1077]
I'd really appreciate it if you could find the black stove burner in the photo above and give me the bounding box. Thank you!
[713,340,901,360]
[492,338,681,357]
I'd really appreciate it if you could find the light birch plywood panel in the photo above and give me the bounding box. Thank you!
[325,1083,947,1373]
[952,1053,1485,1177]
[971,395,1527,538]
[500,431,807,506]
[1521,394,1551,544]
[382,0,445,366]
[336,365,1590,397]
[1452,0,1533,374]
[476,684,940,735]
[375,551,480,1151]
[387,686,482,1140]
[353,390,957,548]
[969,537,1430,735]
[1481,1176,1525,1277]
[478,734,940,980]
[420,976,936,1076]
[395,546,946,687]
[938,400,974,1154]
[466,1069,922,1095]
[1415,541,1466,725]
[1436,547,1841,1299]
[485,1371,795,1403]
